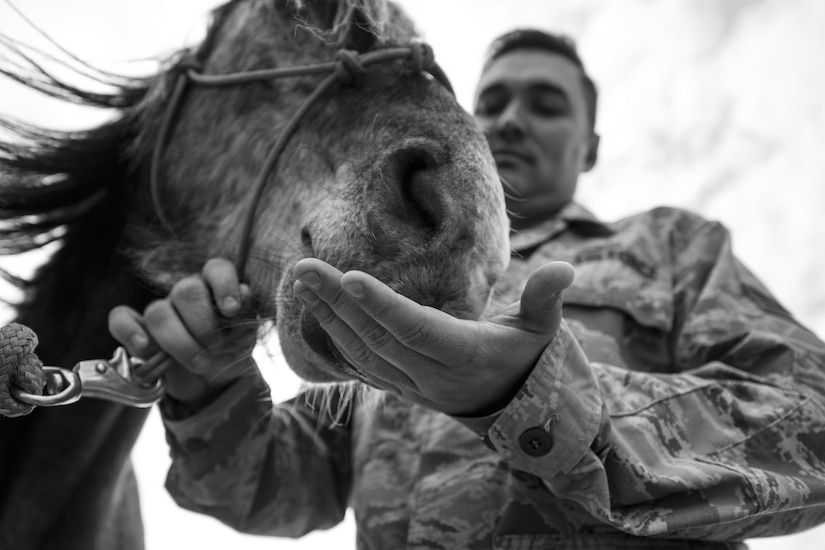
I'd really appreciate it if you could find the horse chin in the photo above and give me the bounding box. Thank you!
[298,309,361,382]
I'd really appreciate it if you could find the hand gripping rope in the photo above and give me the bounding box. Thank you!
[0,43,452,417]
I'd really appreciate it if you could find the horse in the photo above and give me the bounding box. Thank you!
[0,0,509,548]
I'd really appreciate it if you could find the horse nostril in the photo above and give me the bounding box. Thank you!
[300,227,314,256]
[384,146,444,235]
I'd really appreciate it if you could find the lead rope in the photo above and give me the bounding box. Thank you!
[0,323,46,417]
[149,43,449,282]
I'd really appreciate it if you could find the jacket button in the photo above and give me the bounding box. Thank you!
[184,437,209,453]
[519,427,553,457]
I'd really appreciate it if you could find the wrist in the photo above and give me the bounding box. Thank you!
[164,356,258,415]
[166,383,233,415]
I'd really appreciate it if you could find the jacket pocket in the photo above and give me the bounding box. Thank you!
[563,250,674,332]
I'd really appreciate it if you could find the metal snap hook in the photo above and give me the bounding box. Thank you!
[10,366,82,407]
[10,347,165,409]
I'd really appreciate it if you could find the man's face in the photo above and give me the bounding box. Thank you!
[474,49,597,229]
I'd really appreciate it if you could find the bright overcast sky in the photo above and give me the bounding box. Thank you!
[2,1,824,549]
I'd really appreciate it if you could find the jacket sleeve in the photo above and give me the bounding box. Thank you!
[483,218,825,540]
[161,373,353,537]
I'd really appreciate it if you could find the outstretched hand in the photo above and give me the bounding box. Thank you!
[293,258,575,417]
[108,259,258,409]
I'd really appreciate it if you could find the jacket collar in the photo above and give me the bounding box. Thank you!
[509,202,613,253]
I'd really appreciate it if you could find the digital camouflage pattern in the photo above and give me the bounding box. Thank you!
[163,204,825,549]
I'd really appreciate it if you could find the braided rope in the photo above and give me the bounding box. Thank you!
[0,323,46,417]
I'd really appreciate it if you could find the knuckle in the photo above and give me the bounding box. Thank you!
[370,301,398,325]
[310,303,337,326]
[397,319,430,348]
[107,306,134,334]
[359,322,394,350]
[327,288,351,310]
[346,342,375,366]
[203,257,231,274]
[143,300,172,325]
[170,276,209,303]
[203,258,237,288]
[108,305,131,322]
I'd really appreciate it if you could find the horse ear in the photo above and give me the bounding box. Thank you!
[303,0,377,51]
[343,6,378,52]
[301,0,342,30]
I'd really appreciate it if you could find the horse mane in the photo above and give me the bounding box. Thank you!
[0,2,241,297]
[0,0,417,311]
[0,49,146,233]
[292,0,417,45]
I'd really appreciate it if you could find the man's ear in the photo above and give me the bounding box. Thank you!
[583,133,600,172]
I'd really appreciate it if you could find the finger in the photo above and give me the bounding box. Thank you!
[168,276,221,349]
[338,271,480,394]
[202,258,243,317]
[293,277,418,391]
[323,334,404,396]
[108,306,174,383]
[293,257,348,294]
[108,305,157,358]
[294,259,424,359]
[294,260,397,354]
[143,299,209,375]
[339,269,459,357]
[518,261,575,333]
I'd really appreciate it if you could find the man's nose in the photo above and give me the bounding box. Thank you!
[494,103,526,142]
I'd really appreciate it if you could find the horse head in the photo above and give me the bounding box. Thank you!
[128,0,509,383]
[0,1,508,545]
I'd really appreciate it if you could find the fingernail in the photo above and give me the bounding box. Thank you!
[221,296,240,315]
[300,272,321,290]
[296,287,319,307]
[342,280,365,299]
[130,334,149,353]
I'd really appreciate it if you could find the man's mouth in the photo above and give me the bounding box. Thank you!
[492,149,533,167]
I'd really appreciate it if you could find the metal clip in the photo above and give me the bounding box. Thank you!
[12,366,83,406]
[11,347,165,408]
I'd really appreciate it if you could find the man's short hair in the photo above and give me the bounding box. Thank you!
[483,29,598,133]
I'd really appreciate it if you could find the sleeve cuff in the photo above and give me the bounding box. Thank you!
[486,321,604,476]
[450,407,506,437]
[163,375,272,476]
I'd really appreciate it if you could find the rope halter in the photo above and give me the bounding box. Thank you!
[150,42,454,282]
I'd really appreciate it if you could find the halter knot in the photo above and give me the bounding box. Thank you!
[174,54,204,79]
[0,323,46,418]
[409,42,435,73]
[334,49,366,86]
[177,54,203,71]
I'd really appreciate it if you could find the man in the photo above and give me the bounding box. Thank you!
[110,30,825,548]
[475,31,599,231]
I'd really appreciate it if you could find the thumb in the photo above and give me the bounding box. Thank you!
[519,261,575,333]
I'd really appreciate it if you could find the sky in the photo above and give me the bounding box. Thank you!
[2,1,824,549]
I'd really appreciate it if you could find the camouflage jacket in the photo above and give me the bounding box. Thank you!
[163,204,825,550]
